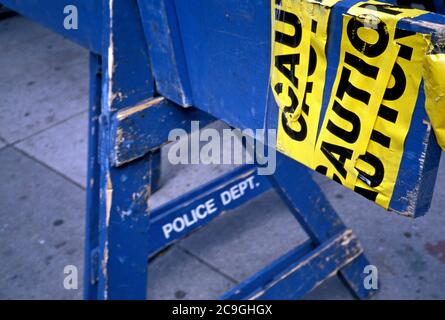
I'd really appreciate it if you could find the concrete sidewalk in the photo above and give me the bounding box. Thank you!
[1,16,445,300]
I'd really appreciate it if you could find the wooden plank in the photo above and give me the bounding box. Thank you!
[148,0,445,216]
[269,152,376,299]
[95,0,158,299]
[148,164,271,256]
[223,230,363,300]
[137,0,194,106]
[109,97,215,166]
[221,240,315,300]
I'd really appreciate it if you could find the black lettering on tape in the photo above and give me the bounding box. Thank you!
[395,28,416,40]
[275,54,300,89]
[336,67,371,104]
[344,52,379,79]
[378,104,398,123]
[398,44,414,60]
[315,165,344,185]
[302,97,310,115]
[370,129,391,148]
[275,8,302,48]
[280,85,308,141]
[326,100,361,143]
[308,46,317,76]
[282,113,307,141]
[383,62,406,101]
[320,141,353,179]
[356,152,384,188]
[311,19,318,33]
[354,186,378,201]
[347,18,389,58]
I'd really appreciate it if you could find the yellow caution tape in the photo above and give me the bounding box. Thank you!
[272,0,437,209]
[272,0,340,168]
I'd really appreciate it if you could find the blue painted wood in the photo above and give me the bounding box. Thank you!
[109,97,215,166]
[163,0,444,216]
[0,0,102,54]
[247,230,362,300]
[148,164,271,256]
[137,0,194,106]
[96,154,154,299]
[84,53,102,300]
[101,0,155,110]
[4,0,442,215]
[150,149,162,193]
[389,82,442,217]
[167,0,271,132]
[88,53,162,300]
[269,153,346,242]
[7,0,434,300]
[221,240,315,300]
[269,152,376,299]
[94,0,159,299]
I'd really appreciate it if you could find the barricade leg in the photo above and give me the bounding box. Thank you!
[84,0,377,300]
[84,53,102,300]
[85,0,159,299]
[83,52,157,300]
[267,153,376,299]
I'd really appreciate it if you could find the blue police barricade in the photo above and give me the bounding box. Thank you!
[1,0,444,299]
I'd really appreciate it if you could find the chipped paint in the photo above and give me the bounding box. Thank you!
[249,230,362,299]
[399,121,432,218]
[101,241,109,300]
[114,127,124,159]
[100,174,112,298]
[116,96,165,120]
[120,209,132,220]
[101,170,113,300]
[105,173,113,227]
[406,18,445,44]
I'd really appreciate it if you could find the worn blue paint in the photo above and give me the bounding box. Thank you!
[101,0,155,110]
[390,81,442,216]
[109,97,215,166]
[137,0,194,106]
[269,152,376,299]
[150,149,162,193]
[4,0,444,300]
[252,231,363,300]
[3,0,443,215]
[84,53,102,300]
[94,0,159,299]
[225,231,362,300]
[148,165,271,256]
[222,240,316,299]
[170,0,271,131]
[167,0,444,216]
